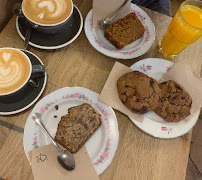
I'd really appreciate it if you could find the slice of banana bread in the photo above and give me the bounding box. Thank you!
[104,13,145,49]
[55,103,102,153]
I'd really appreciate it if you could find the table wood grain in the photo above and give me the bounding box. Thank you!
[0,0,201,179]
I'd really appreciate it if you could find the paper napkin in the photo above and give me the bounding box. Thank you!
[29,144,99,180]
[93,0,131,29]
[99,61,202,122]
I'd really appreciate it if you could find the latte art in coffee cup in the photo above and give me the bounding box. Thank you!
[22,0,73,25]
[0,48,31,95]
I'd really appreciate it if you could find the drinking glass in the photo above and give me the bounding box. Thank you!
[159,0,202,58]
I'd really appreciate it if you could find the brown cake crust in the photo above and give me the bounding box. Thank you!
[55,103,102,153]
[117,71,161,114]
[104,13,145,49]
[154,80,192,122]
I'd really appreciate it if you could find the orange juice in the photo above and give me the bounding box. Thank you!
[159,1,202,58]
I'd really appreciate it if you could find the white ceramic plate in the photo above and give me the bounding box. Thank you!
[84,4,155,59]
[130,58,200,139]
[23,87,119,175]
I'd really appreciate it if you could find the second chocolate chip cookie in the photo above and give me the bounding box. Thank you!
[155,80,192,122]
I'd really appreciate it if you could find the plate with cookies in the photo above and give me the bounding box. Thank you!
[84,4,155,59]
[118,58,200,139]
[23,87,119,175]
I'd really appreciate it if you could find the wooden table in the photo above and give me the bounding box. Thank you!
[0,0,201,179]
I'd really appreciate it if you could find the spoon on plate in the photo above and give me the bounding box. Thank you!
[32,113,75,170]
[13,3,31,50]
[29,78,40,88]
[97,0,130,29]
[24,24,32,50]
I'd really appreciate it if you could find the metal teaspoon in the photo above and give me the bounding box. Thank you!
[32,113,75,170]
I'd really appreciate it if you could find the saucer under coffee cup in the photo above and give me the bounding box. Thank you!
[13,0,73,34]
[0,47,45,96]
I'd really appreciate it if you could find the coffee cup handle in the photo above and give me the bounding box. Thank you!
[31,65,46,78]
[13,3,24,17]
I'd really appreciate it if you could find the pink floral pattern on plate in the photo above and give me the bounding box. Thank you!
[161,127,173,134]
[32,133,39,149]
[89,10,151,55]
[138,63,173,74]
[33,92,112,166]
[166,67,171,71]
[139,64,152,72]
[93,138,111,165]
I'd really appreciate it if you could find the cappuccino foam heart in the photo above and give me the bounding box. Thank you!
[0,49,31,95]
[22,0,73,25]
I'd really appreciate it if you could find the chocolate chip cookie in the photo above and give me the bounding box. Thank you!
[117,71,161,114]
[155,80,192,122]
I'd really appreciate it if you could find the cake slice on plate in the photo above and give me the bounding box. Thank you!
[104,13,145,49]
[55,103,102,153]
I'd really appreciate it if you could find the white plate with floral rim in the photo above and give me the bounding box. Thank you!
[84,4,155,59]
[23,87,119,175]
[129,58,200,139]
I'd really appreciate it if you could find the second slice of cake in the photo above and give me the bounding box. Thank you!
[104,13,145,49]
[55,103,102,153]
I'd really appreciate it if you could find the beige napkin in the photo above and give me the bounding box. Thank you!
[98,61,202,122]
[93,0,131,29]
[29,144,99,180]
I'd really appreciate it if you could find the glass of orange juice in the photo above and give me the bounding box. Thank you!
[159,0,202,58]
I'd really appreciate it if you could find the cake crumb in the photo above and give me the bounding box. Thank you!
[55,105,59,110]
